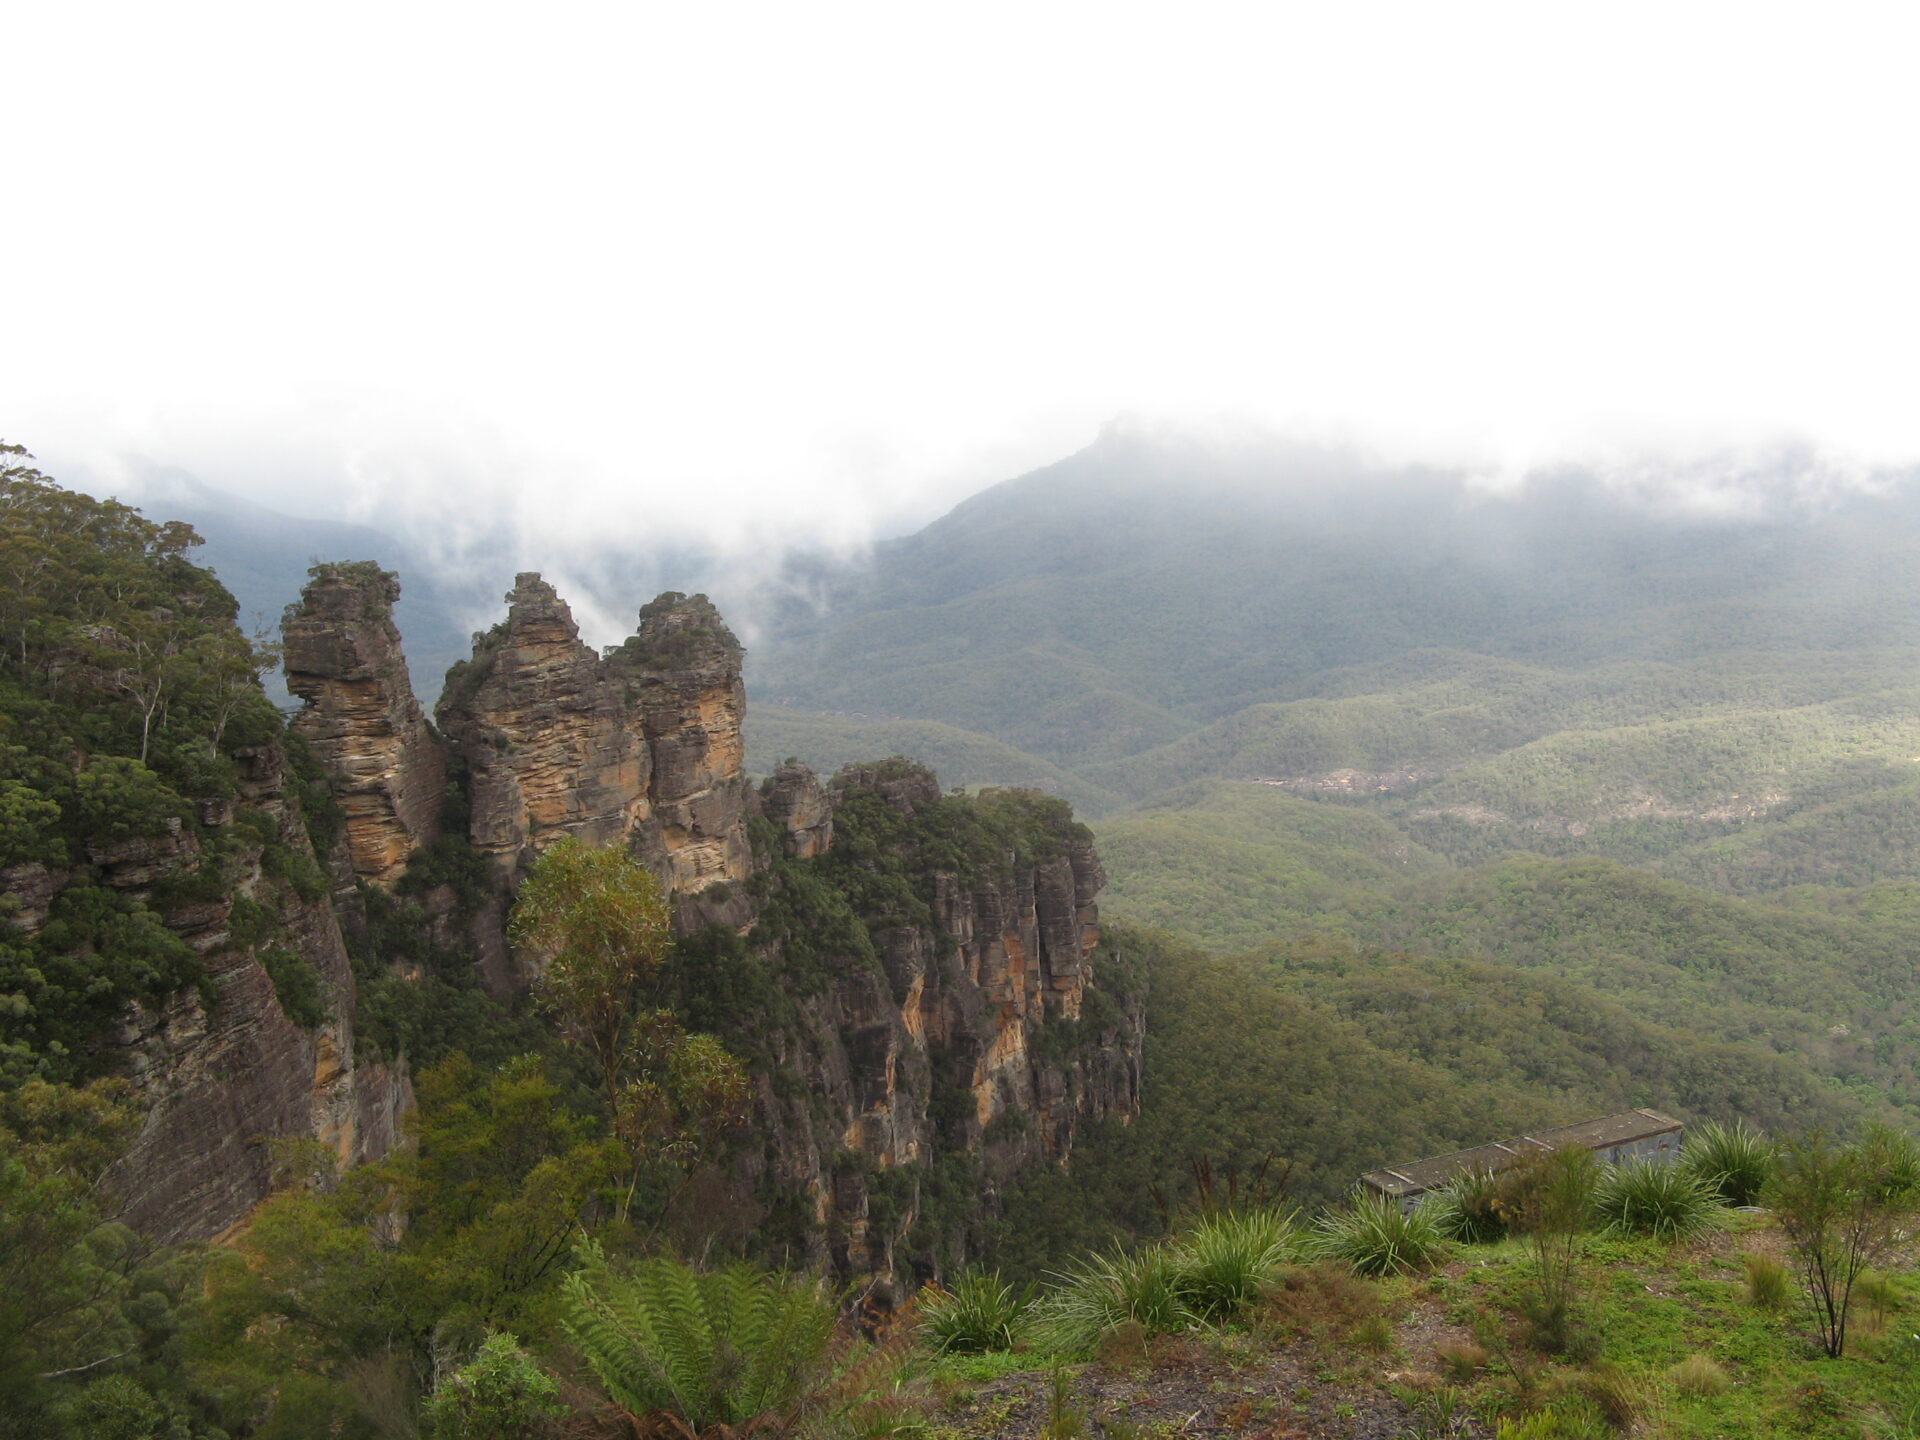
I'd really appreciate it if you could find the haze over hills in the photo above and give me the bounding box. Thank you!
[100,429,1920,1137]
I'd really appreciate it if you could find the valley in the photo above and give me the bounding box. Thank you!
[8,432,1920,1436]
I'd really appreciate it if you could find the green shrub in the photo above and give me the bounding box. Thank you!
[1170,1206,1303,1320]
[260,945,328,1029]
[1429,1167,1511,1244]
[1313,1191,1450,1277]
[1029,1246,1196,1354]
[1681,1120,1774,1205]
[423,1332,565,1439]
[1593,1159,1720,1238]
[1861,1125,1920,1205]
[918,1271,1029,1354]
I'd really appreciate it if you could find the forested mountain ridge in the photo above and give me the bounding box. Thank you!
[747,428,1920,835]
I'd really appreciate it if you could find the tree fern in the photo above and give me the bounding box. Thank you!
[561,1248,844,1433]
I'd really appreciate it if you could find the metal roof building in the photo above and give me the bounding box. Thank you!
[1360,1108,1684,1211]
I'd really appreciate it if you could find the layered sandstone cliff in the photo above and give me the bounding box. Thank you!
[435,579,752,934]
[28,740,410,1244]
[283,563,445,887]
[278,572,1141,1283]
[735,760,1142,1285]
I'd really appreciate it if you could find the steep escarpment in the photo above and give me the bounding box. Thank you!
[284,569,1142,1284]
[688,759,1142,1288]
[0,475,405,1245]
[97,741,409,1243]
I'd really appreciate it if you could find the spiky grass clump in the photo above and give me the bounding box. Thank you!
[1593,1159,1720,1239]
[1862,1126,1920,1204]
[1681,1120,1774,1206]
[1313,1190,1451,1277]
[1742,1253,1789,1309]
[1029,1246,1196,1355]
[1494,1410,1610,1439]
[1429,1167,1511,1244]
[1169,1207,1303,1321]
[918,1271,1029,1354]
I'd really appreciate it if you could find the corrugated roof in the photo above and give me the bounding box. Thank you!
[1361,1109,1683,1198]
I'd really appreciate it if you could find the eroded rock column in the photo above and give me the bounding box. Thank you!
[283,563,445,886]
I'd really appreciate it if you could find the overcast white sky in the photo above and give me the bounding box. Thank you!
[8,2,1920,558]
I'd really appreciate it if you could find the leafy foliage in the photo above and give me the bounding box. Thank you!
[0,450,310,1081]
[1767,1130,1919,1358]
[509,838,749,1221]
[421,1331,565,1440]
[560,1249,847,1434]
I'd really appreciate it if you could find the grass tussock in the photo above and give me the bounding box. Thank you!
[1027,1206,1302,1354]
[1667,1353,1731,1396]
[1168,1206,1303,1320]
[1680,1119,1774,1206]
[1313,1190,1451,1276]
[1435,1339,1489,1381]
[1429,1167,1512,1244]
[1741,1252,1790,1309]
[1592,1159,1721,1239]
[1028,1246,1195,1354]
[1253,1262,1386,1348]
[917,1271,1029,1354]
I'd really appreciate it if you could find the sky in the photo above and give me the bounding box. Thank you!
[9,2,1920,572]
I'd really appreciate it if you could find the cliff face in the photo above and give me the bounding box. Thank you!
[283,564,446,887]
[734,761,1142,1286]
[10,740,409,1245]
[279,572,1142,1283]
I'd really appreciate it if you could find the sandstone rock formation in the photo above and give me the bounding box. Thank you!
[283,563,445,886]
[279,572,1141,1284]
[760,761,834,859]
[735,760,1141,1284]
[436,581,752,934]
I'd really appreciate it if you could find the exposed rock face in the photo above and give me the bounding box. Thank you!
[436,574,649,865]
[277,572,1141,1285]
[612,593,753,897]
[737,761,1142,1286]
[436,581,753,936]
[761,762,834,859]
[283,564,445,886]
[101,741,407,1244]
